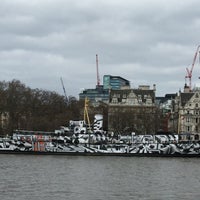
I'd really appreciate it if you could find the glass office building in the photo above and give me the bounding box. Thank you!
[79,85,109,104]
[79,75,130,104]
[103,75,130,90]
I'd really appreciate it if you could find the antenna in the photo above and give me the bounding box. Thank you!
[96,54,100,86]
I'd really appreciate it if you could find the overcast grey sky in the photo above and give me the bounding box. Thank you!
[1,0,200,98]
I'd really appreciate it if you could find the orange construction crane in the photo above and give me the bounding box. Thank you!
[185,45,200,91]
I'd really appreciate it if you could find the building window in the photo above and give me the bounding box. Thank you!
[186,117,190,122]
[196,118,198,124]
[122,99,126,104]
[132,99,138,105]
[127,100,134,105]
[187,126,190,132]
[146,98,152,105]
[196,103,198,107]
[112,98,118,104]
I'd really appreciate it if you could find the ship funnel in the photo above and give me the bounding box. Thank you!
[93,114,103,133]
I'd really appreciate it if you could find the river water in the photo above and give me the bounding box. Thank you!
[0,154,200,200]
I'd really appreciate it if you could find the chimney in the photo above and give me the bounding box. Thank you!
[184,84,190,93]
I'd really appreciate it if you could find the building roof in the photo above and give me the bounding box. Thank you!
[156,93,177,104]
[109,89,155,103]
[156,97,167,104]
[165,93,177,99]
[104,75,130,82]
[180,92,194,107]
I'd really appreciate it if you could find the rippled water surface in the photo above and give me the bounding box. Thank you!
[0,154,200,200]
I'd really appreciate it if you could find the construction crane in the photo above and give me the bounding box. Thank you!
[96,54,100,86]
[185,45,200,91]
[60,77,68,104]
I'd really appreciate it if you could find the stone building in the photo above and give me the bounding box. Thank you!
[177,86,200,134]
[108,85,160,134]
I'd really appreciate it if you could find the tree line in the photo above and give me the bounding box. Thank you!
[0,80,84,136]
[0,79,167,136]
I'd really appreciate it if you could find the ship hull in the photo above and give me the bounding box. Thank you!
[0,150,199,157]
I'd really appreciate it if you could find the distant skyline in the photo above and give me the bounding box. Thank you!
[1,0,200,98]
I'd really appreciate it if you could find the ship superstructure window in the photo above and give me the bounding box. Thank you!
[195,134,199,140]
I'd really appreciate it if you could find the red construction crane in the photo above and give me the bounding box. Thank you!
[96,54,100,86]
[185,45,200,91]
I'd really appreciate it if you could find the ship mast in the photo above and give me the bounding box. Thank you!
[84,97,91,132]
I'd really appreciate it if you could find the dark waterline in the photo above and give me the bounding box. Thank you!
[0,155,200,200]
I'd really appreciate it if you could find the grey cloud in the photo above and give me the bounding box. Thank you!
[0,0,200,97]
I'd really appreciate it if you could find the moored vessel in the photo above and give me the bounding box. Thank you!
[1,126,200,157]
[1,99,200,157]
